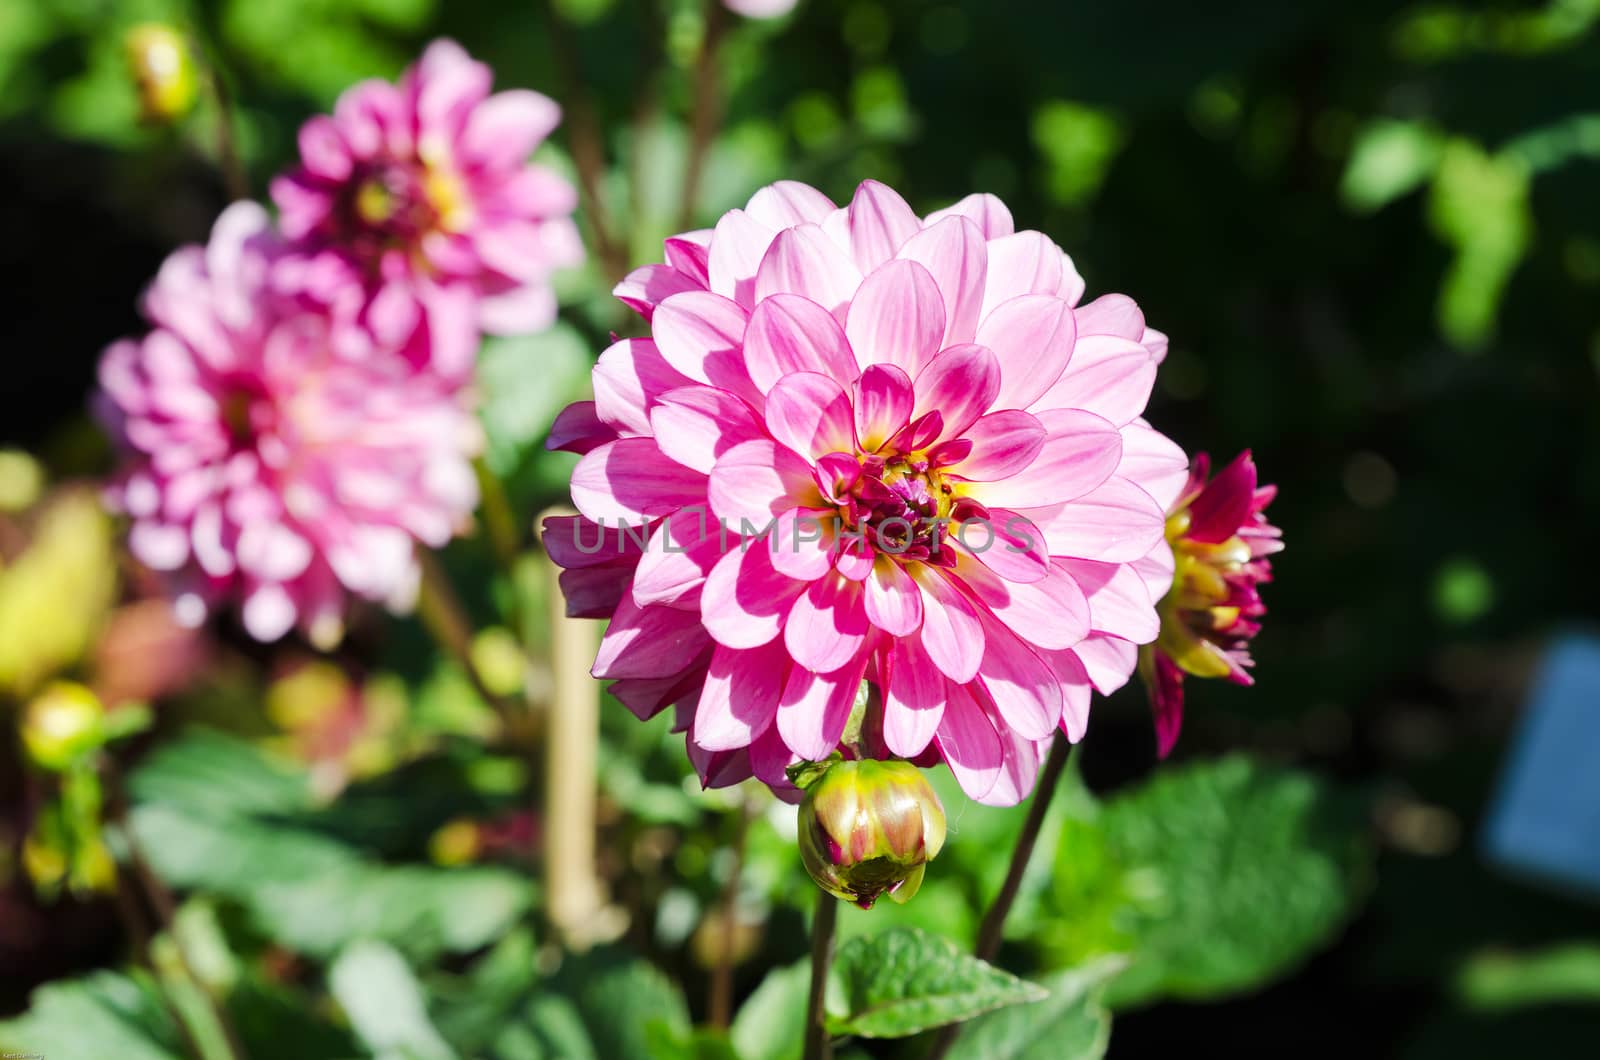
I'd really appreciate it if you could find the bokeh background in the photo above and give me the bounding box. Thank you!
[4,0,1600,1056]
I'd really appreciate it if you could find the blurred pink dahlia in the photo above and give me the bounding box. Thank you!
[97,203,481,645]
[270,39,582,381]
[548,180,1186,806]
[1141,451,1283,757]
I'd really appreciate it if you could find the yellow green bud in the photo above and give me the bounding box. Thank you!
[796,758,946,909]
[21,681,105,772]
[125,24,198,124]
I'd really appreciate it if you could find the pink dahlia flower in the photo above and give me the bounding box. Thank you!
[1141,451,1283,756]
[270,39,582,381]
[548,180,1185,806]
[97,203,481,645]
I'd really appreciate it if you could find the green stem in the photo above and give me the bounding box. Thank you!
[802,891,838,1060]
[678,0,728,230]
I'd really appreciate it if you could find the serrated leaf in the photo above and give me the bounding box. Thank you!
[824,926,1047,1039]
[948,957,1124,1060]
[329,940,457,1060]
[0,970,183,1060]
[731,959,810,1060]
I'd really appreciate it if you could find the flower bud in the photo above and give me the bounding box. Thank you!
[21,681,105,772]
[124,24,198,124]
[796,758,946,909]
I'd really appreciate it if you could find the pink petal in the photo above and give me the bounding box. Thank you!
[912,344,1002,442]
[1030,334,1155,426]
[1057,557,1158,644]
[707,439,822,528]
[707,209,779,308]
[783,573,869,673]
[976,294,1077,412]
[845,258,946,377]
[966,408,1122,509]
[1187,450,1259,543]
[745,180,836,229]
[912,566,985,682]
[571,438,707,524]
[1057,251,1087,307]
[882,638,946,757]
[754,224,863,317]
[612,669,706,722]
[846,179,922,272]
[777,652,870,760]
[950,410,1045,481]
[665,230,712,286]
[1074,293,1144,340]
[1022,476,1167,563]
[461,89,560,170]
[694,641,791,751]
[594,595,713,679]
[764,372,856,459]
[649,385,764,474]
[770,506,838,581]
[961,508,1051,584]
[925,193,1015,239]
[750,720,801,795]
[332,79,405,159]
[413,39,491,139]
[863,557,923,636]
[853,364,915,451]
[1073,633,1138,696]
[1129,543,1176,608]
[542,514,643,570]
[592,337,694,437]
[615,264,702,320]
[547,401,614,455]
[1039,649,1093,741]
[744,294,858,393]
[977,722,1047,807]
[701,540,805,648]
[652,291,758,403]
[477,283,557,334]
[951,553,1089,650]
[974,623,1062,740]
[935,682,1004,801]
[1116,422,1190,512]
[979,232,1065,323]
[896,216,988,347]
[296,116,351,182]
[632,509,725,609]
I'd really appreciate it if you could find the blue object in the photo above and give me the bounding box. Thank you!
[1484,633,1600,898]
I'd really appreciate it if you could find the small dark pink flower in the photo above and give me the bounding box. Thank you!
[270,39,582,381]
[96,204,481,645]
[1140,451,1283,756]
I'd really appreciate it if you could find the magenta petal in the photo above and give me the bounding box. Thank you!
[744,294,858,393]
[461,89,560,169]
[1187,451,1259,543]
[592,337,694,437]
[745,180,837,229]
[770,506,838,581]
[1057,557,1158,644]
[951,410,1045,481]
[615,264,702,320]
[925,193,1015,239]
[979,232,1065,322]
[1030,334,1156,426]
[852,364,915,452]
[777,651,869,760]
[750,719,801,795]
[845,258,946,377]
[707,209,779,308]
[846,179,923,272]
[652,291,759,403]
[632,509,725,609]
[612,668,705,722]
[1150,650,1186,758]
[707,439,821,526]
[701,541,805,648]
[912,344,1002,442]
[594,595,713,679]
[296,116,352,182]
[547,401,613,455]
[967,408,1121,509]
[783,573,869,673]
[896,215,988,347]
[1117,422,1190,513]
[693,641,791,751]
[973,622,1063,740]
[935,682,1004,801]
[649,385,764,475]
[1023,476,1167,563]
[963,508,1051,584]
[664,230,712,286]
[764,372,856,460]
[976,294,1076,412]
[913,566,985,683]
[542,514,643,570]
[954,552,1089,650]
[882,638,947,757]
[571,438,707,524]
[863,557,923,636]
[754,224,863,317]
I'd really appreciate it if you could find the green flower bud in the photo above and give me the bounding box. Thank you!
[797,758,946,909]
[125,24,198,124]
[21,681,105,772]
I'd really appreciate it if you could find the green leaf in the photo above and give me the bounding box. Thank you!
[552,948,694,1059]
[948,958,1125,1060]
[476,324,594,479]
[1071,756,1371,1009]
[0,970,183,1060]
[731,959,810,1060]
[329,940,457,1060]
[824,926,1048,1039]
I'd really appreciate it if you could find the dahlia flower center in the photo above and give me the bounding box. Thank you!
[840,453,962,565]
[342,159,466,249]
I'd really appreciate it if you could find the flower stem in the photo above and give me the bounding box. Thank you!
[926,736,1073,1060]
[678,0,729,230]
[708,797,755,1029]
[802,891,838,1060]
[414,548,523,727]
